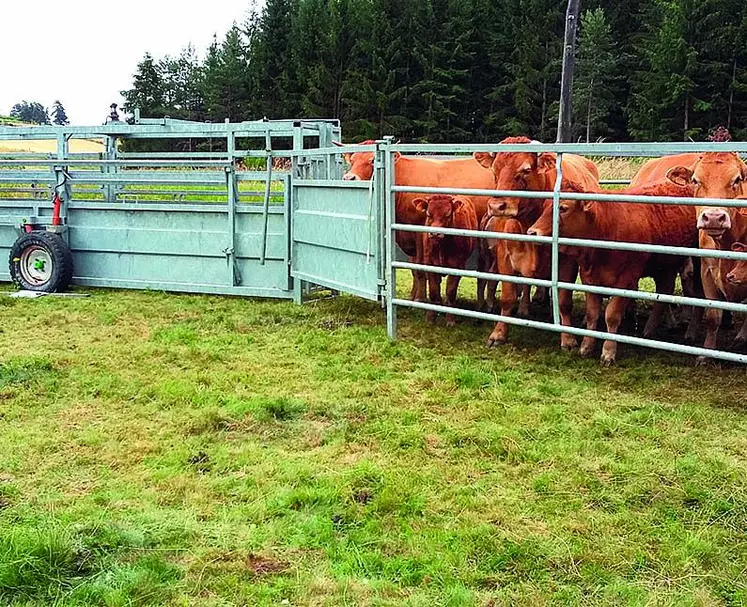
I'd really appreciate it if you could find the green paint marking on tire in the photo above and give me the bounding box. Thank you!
[34,258,46,271]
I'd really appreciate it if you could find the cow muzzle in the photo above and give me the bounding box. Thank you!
[343,173,359,181]
[697,208,731,236]
[488,197,516,218]
[526,226,549,238]
[726,270,745,285]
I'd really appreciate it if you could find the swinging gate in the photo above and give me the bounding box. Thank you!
[1,118,747,364]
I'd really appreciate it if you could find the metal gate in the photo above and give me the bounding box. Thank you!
[291,179,384,301]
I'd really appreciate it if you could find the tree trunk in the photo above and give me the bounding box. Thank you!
[540,77,547,140]
[683,94,689,140]
[557,0,582,143]
[728,57,737,131]
[586,77,594,144]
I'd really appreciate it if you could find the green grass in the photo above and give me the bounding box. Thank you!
[0,280,746,606]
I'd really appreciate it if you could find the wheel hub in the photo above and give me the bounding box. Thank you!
[20,246,53,286]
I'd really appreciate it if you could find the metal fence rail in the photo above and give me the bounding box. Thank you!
[381,140,747,365]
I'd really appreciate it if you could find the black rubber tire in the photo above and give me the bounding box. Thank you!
[9,231,74,293]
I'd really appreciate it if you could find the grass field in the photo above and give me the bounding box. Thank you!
[1,275,746,606]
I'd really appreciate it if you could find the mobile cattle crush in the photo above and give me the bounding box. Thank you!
[1,118,746,365]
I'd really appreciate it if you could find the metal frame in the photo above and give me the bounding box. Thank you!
[380,140,747,365]
[0,117,342,298]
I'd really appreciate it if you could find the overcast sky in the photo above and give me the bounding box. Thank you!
[0,0,253,125]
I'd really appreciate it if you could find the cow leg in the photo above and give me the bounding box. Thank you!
[485,256,499,312]
[445,274,461,327]
[682,258,703,343]
[579,293,603,357]
[427,272,442,324]
[697,271,723,366]
[558,258,579,350]
[684,305,704,344]
[476,245,487,312]
[643,271,677,339]
[517,284,531,317]
[487,280,517,347]
[698,307,723,365]
[601,296,630,365]
[533,286,549,306]
[732,317,747,350]
[413,234,428,302]
[486,277,498,313]
[409,267,418,300]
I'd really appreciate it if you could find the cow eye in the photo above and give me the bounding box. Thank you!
[559,204,570,214]
[734,176,743,187]
[692,177,700,186]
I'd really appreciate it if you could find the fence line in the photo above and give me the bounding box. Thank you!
[380,141,747,364]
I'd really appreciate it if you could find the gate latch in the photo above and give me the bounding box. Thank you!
[223,247,242,286]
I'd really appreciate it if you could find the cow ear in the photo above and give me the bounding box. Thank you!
[582,200,595,212]
[537,152,557,174]
[413,197,428,214]
[732,242,747,253]
[393,152,402,163]
[473,151,496,169]
[452,197,465,212]
[343,153,353,164]
[666,166,694,186]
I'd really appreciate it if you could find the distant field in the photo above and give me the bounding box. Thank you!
[0,139,105,154]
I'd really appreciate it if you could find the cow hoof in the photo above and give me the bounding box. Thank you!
[425,312,437,325]
[487,335,506,348]
[446,318,456,328]
[561,337,578,351]
[579,345,594,358]
[600,354,616,367]
[695,356,721,368]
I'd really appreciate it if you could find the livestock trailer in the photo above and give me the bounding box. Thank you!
[1,118,747,365]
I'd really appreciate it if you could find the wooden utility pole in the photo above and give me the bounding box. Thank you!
[556,0,582,143]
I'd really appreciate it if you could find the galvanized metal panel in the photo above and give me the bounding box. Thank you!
[291,181,382,301]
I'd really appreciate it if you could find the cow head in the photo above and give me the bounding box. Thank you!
[474,137,555,218]
[726,242,747,285]
[335,140,401,181]
[666,152,747,237]
[414,195,464,265]
[527,181,594,240]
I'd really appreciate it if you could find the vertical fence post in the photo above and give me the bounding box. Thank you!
[374,144,387,306]
[54,132,70,237]
[226,129,239,286]
[260,128,273,265]
[551,152,564,326]
[292,122,304,303]
[104,135,117,203]
[383,137,397,339]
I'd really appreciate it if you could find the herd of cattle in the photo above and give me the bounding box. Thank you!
[338,137,747,365]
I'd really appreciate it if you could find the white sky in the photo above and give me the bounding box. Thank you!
[0,0,253,125]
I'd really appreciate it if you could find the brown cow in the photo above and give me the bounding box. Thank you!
[727,242,747,287]
[528,180,699,365]
[630,153,701,188]
[688,206,747,359]
[480,213,550,344]
[338,141,494,303]
[473,137,600,350]
[413,195,477,326]
[665,155,747,360]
